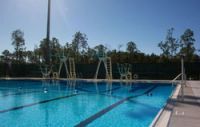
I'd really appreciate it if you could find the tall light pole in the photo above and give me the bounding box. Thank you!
[181,54,185,101]
[46,0,51,63]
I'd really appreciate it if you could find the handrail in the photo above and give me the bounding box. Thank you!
[171,73,183,87]
[171,72,187,87]
[172,73,182,82]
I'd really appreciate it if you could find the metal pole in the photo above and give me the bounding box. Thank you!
[46,0,51,63]
[181,55,184,101]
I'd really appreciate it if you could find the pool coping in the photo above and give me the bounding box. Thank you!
[0,77,180,84]
[149,83,181,127]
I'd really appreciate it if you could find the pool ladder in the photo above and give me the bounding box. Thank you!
[105,57,112,80]
[69,58,76,79]
[94,57,112,80]
[171,72,186,86]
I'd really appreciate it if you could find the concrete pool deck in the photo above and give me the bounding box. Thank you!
[154,81,200,127]
[168,81,200,127]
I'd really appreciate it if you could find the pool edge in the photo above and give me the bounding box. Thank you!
[150,84,181,127]
[0,77,176,83]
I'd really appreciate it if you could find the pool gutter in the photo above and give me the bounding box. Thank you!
[149,83,181,127]
[0,77,174,83]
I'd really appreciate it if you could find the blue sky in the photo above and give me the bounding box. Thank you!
[0,0,200,55]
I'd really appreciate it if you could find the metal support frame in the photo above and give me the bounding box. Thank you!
[181,55,185,101]
[58,56,69,78]
[94,57,112,80]
[117,63,132,80]
[69,58,76,79]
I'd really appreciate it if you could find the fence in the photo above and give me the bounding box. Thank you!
[0,62,199,80]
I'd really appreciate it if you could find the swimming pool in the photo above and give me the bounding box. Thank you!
[0,80,175,127]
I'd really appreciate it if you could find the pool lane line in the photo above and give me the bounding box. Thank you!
[99,85,157,100]
[75,87,93,92]
[0,93,80,114]
[129,85,152,92]
[143,85,157,95]
[74,96,132,127]
[75,85,157,127]
[101,86,121,93]
[75,86,121,93]
[0,91,41,98]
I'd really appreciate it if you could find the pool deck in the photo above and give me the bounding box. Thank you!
[168,81,200,127]
[154,81,200,127]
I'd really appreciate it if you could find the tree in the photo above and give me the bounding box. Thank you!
[87,47,96,62]
[126,41,138,54]
[179,29,196,61]
[39,37,61,64]
[117,44,123,63]
[50,37,61,64]
[158,41,170,57]
[158,28,179,58]
[2,50,11,61]
[94,44,108,58]
[25,50,34,63]
[118,44,123,52]
[33,45,42,63]
[65,42,74,57]
[71,31,88,60]
[39,38,49,63]
[11,29,26,61]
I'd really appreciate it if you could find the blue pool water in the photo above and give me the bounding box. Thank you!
[0,80,174,127]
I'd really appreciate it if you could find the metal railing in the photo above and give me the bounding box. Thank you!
[171,73,182,86]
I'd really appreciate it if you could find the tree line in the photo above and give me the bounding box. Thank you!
[0,28,199,65]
